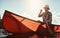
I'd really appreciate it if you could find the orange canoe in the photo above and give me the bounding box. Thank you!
[2,10,60,34]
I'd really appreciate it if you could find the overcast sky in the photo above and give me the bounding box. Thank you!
[0,0,60,25]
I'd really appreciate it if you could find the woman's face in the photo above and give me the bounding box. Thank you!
[44,7,49,11]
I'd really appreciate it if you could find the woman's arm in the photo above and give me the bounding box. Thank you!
[47,12,52,23]
[38,10,43,17]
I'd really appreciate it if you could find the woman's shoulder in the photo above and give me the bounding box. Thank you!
[48,12,52,14]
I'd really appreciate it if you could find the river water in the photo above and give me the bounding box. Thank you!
[0,29,60,38]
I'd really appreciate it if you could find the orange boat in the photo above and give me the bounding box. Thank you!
[2,10,60,34]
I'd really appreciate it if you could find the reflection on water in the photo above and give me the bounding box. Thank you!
[0,32,60,38]
[6,33,46,38]
[28,34,39,38]
[0,29,60,38]
[4,32,60,38]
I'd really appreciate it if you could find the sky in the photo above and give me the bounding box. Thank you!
[0,0,60,25]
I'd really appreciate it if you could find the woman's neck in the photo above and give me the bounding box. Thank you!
[45,11,49,13]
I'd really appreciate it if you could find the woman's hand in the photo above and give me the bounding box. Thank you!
[40,9,42,13]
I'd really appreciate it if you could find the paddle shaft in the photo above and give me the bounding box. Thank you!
[45,20,54,34]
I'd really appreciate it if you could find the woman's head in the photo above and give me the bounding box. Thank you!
[44,5,50,11]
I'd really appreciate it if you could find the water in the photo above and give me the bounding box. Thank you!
[0,29,60,38]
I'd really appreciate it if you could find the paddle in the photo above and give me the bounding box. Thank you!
[45,19,54,34]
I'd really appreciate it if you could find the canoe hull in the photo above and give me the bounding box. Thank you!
[2,10,60,34]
